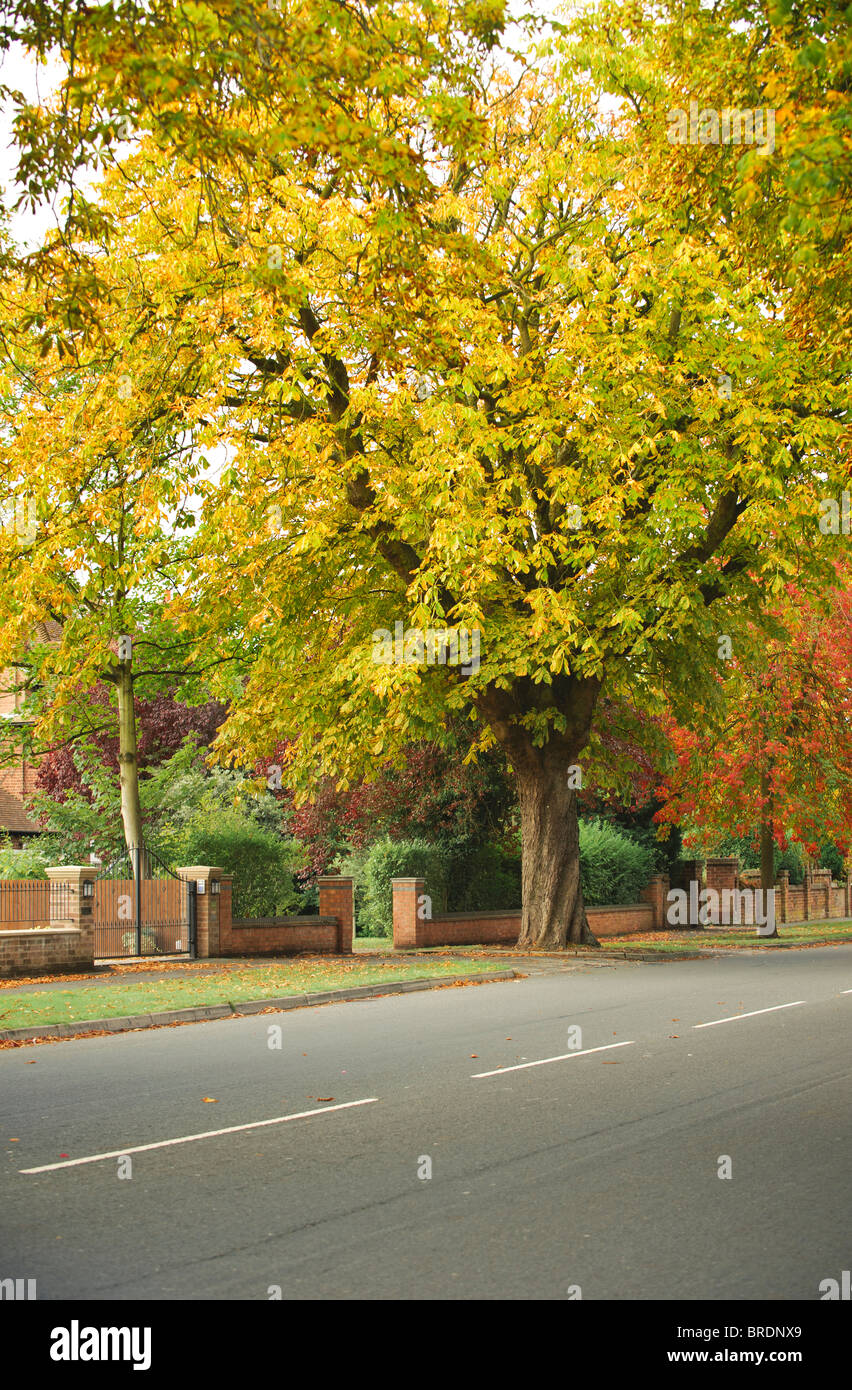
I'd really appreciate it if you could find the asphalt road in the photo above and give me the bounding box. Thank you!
[2,946,850,1300]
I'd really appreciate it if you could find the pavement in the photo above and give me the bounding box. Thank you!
[1,945,850,1300]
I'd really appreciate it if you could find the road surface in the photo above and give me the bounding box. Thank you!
[2,946,850,1300]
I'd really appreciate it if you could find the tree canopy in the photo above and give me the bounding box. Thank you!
[1,1,849,943]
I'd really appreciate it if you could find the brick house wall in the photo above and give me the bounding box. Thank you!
[0,622,63,846]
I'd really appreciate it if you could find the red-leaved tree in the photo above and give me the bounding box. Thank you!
[655,570,852,899]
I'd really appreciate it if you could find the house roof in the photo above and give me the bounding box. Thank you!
[0,784,41,834]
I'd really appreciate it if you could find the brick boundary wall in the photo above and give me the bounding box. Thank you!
[0,864,96,978]
[0,926,90,977]
[0,869,356,976]
[703,861,850,925]
[391,858,852,948]
[191,872,355,957]
[391,875,664,949]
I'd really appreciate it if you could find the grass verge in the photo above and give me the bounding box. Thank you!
[598,921,852,953]
[0,956,505,1031]
[398,921,852,959]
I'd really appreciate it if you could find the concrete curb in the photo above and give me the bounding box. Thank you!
[0,969,523,1044]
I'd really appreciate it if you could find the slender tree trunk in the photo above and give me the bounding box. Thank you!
[759,768,778,937]
[116,659,145,872]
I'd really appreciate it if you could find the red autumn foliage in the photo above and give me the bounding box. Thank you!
[35,687,228,802]
[655,569,852,861]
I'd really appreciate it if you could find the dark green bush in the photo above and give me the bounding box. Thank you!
[708,833,807,885]
[578,819,654,905]
[775,843,806,885]
[359,836,448,937]
[819,843,847,882]
[444,837,522,912]
[174,810,301,919]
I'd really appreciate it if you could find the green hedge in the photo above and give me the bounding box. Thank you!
[444,838,522,913]
[357,836,448,937]
[171,811,302,919]
[578,819,655,905]
[348,822,651,934]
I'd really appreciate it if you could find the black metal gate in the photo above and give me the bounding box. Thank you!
[93,845,196,960]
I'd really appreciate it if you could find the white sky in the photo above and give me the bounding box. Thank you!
[0,2,570,504]
[0,2,570,250]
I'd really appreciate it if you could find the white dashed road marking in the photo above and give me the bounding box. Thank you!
[20,1097,379,1173]
[693,1002,806,1029]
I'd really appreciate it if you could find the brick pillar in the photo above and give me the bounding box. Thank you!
[777,870,789,925]
[672,858,703,892]
[641,873,669,930]
[318,876,354,954]
[46,865,97,966]
[705,858,739,926]
[177,866,223,958]
[392,877,426,949]
[803,868,812,921]
[845,870,851,920]
[814,869,831,919]
[705,857,739,895]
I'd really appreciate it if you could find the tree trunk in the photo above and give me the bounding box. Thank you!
[759,770,778,937]
[478,677,601,949]
[516,754,597,948]
[116,659,145,872]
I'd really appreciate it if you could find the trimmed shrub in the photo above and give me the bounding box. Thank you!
[578,819,654,905]
[775,842,807,885]
[444,837,522,912]
[121,927,160,955]
[173,809,302,919]
[359,836,448,937]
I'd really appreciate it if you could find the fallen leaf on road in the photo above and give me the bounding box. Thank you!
[201,1097,218,1103]
[316,1097,334,1103]
[9,1137,18,1141]
[470,1054,478,1058]
[669,1034,679,1039]
[60,1153,68,1157]
[601,1061,619,1065]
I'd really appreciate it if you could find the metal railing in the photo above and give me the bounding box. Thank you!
[0,878,75,928]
